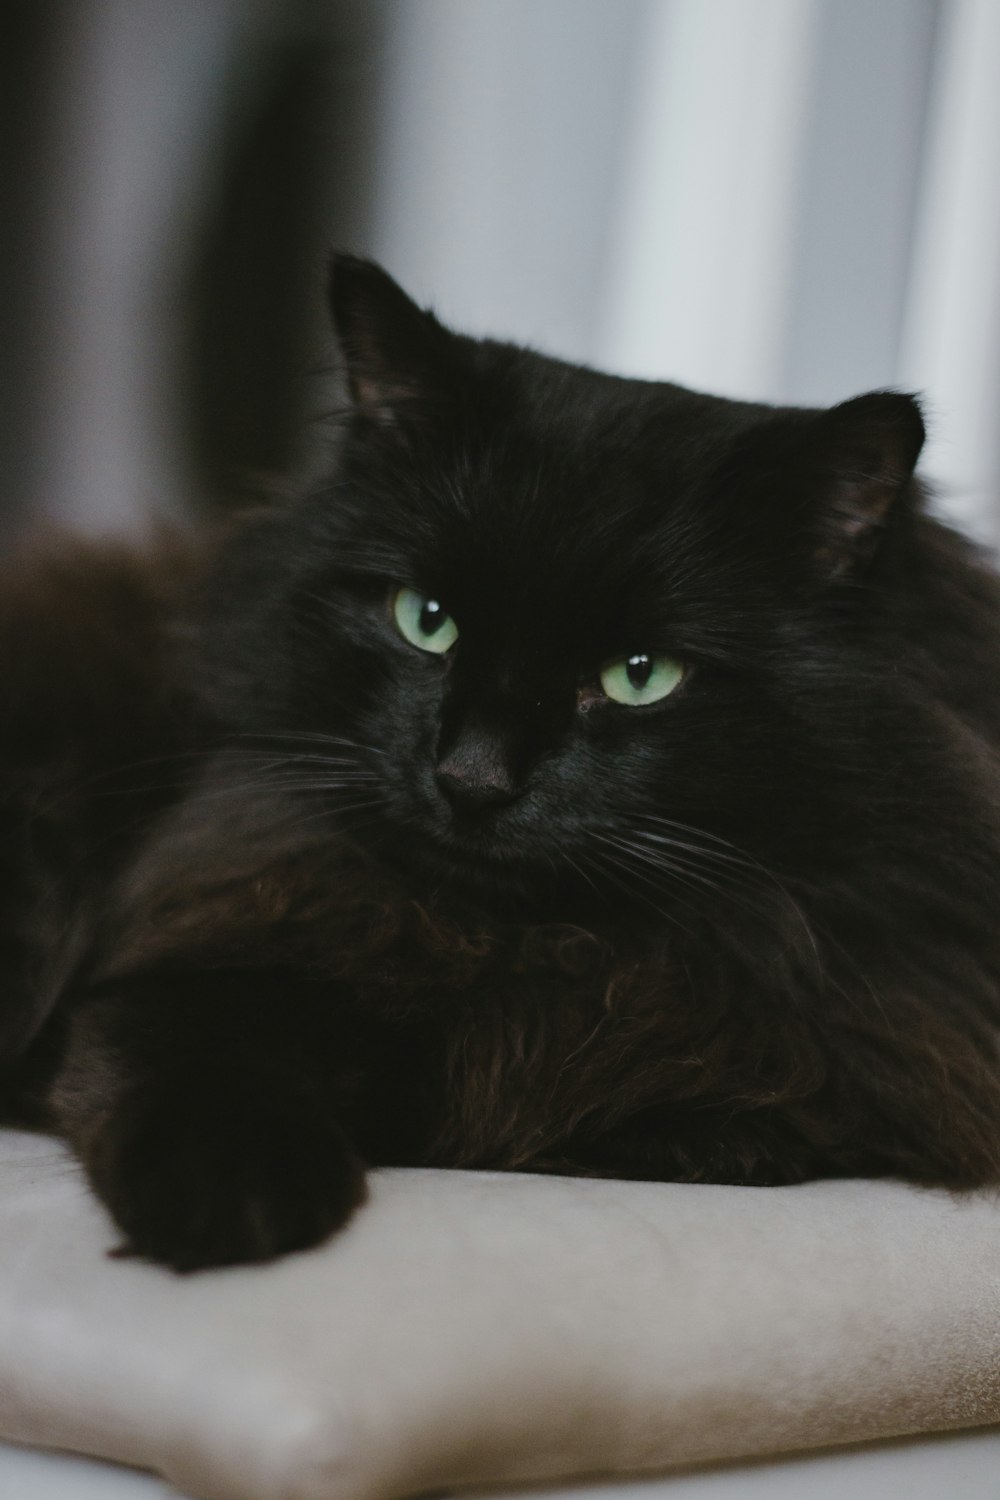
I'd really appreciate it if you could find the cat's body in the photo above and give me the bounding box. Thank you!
[3,257,1000,1270]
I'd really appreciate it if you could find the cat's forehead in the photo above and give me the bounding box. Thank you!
[336,359,799,650]
[373,379,758,588]
[374,443,650,592]
[363,451,715,651]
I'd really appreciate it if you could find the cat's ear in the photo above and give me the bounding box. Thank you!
[328,254,454,422]
[804,391,925,578]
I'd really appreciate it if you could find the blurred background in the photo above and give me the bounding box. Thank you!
[3,0,999,543]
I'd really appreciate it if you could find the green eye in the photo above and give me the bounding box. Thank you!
[599,653,683,707]
[392,586,459,654]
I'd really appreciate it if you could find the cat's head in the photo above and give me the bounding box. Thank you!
[200,256,926,926]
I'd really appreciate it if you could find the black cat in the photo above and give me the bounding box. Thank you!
[2,256,1000,1271]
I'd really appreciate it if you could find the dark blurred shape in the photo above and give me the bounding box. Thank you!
[0,0,383,536]
[0,3,59,537]
[181,3,384,506]
[184,45,330,495]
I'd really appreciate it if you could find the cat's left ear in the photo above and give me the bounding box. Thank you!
[806,391,925,577]
[328,254,455,423]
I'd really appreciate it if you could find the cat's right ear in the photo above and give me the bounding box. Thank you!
[328,254,454,424]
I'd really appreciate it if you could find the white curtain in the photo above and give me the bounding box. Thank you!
[22,0,1000,544]
[371,0,1000,543]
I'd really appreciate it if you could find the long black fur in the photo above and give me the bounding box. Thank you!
[2,256,1000,1271]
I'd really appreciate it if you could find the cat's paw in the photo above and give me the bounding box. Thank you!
[84,1084,367,1272]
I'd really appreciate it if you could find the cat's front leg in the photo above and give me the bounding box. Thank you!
[46,969,368,1271]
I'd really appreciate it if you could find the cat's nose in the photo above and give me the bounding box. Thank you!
[435,745,518,810]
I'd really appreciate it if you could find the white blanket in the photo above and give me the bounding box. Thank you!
[0,1129,998,1500]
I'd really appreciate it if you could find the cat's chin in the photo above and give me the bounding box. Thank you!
[367,826,615,925]
[362,818,567,914]
[402,837,544,900]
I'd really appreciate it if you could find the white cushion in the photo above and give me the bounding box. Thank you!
[0,1129,998,1500]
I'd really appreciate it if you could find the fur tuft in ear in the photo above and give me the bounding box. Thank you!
[327,254,454,422]
[809,391,926,578]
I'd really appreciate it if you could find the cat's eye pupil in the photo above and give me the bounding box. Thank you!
[626,654,653,690]
[420,599,445,636]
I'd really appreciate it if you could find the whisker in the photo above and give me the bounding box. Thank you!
[591,834,721,922]
[632,819,767,871]
[25,748,210,821]
[628,815,821,966]
[561,848,602,896]
[261,796,386,843]
[235,730,387,758]
[87,769,380,806]
[622,833,786,912]
[601,831,729,895]
[585,833,699,937]
[609,831,798,937]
